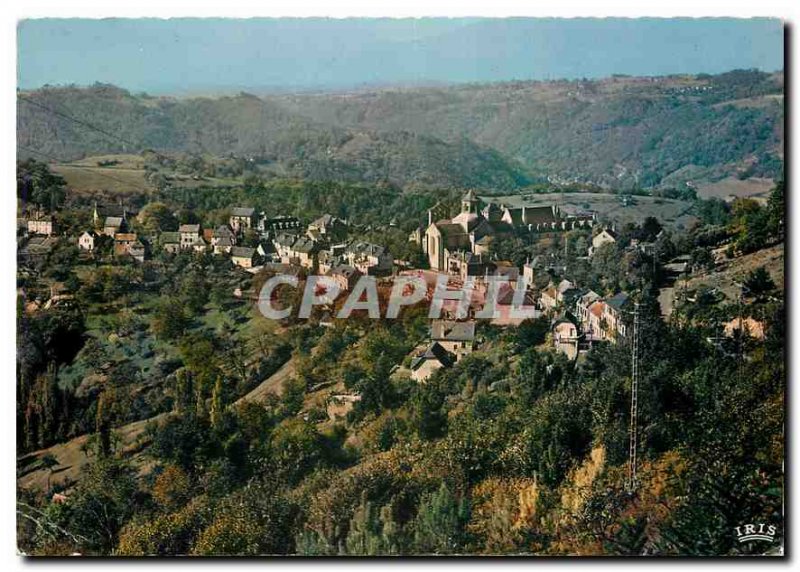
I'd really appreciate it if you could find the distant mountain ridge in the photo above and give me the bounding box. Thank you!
[17,69,784,190]
[19,18,783,92]
[17,85,532,191]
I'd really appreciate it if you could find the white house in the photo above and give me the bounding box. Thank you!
[78,231,98,252]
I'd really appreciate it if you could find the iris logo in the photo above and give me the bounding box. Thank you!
[734,523,778,543]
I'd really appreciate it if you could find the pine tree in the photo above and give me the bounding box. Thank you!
[412,483,469,554]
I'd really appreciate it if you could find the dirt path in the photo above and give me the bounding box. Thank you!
[234,355,297,404]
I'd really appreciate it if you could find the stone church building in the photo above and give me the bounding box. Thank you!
[422,190,595,274]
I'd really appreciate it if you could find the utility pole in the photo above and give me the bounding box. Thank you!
[627,302,640,492]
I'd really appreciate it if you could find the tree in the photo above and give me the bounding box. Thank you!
[515,317,549,349]
[58,459,139,552]
[137,202,178,234]
[640,216,663,241]
[407,382,447,442]
[744,266,775,297]
[151,297,189,341]
[152,465,192,511]
[766,180,784,240]
[412,483,469,554]
[344,495,403,555]
[270,418,324,485]
[690,247,715,273]
[17,158,66,212]
[190,483,295,555]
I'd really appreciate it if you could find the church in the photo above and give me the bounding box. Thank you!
[422,190,596,273]
[424,190,509,273]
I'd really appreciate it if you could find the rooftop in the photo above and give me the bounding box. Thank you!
[231,246,255,258]
[431,320,476,342]
[411,342,455,371]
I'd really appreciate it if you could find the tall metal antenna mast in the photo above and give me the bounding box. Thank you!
[627,302,641,492]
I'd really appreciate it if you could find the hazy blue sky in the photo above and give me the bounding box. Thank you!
[18,18,784,94]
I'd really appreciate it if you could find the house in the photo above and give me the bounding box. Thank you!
[179,224,201,250]
[128,240,147,263]
[431,320,475,362]
[78,231,98,252]
[213,235,235,254]
[575,290,601,326]
[410,342,456,382]
[261,215,303,235]
[93,203,138,228]
[18,236,59,262]
[522,260,536,288]
[603,292,631,339]
[289,237,319,269]
[307,214,348,241]
[540,285,559,312]
[190,236,208,253]
[229,207,256,233]
[446,251,493,282]
[231,246,257,269]
[586,300,607,341]
[493,286,539,326]
[113,233,139,257]
[481,199,595,232]
[256,240,276,261]
[344,241,393,276]
[272,234,319,269]
[553,317,580,360]
[317,248,343,275]
[103,216,126,237]
[210,225,237,254]
[161,232,181,254]
[589,228,617,257]
[27,215,56,236]
[326,264,362,292]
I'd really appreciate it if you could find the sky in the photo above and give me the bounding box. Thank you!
[17,17,784,94]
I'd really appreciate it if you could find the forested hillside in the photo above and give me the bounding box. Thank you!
[17,86,531,192]
[274,69,784,188]
[18,69,783,191]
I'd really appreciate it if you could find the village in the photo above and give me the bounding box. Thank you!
[18,185,759,388]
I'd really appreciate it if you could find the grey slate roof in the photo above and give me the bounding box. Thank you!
[410,342,456,371]
[606,292,631,310]
[215,225,235,238]
[231,246,255,259]
[431,320,476,342]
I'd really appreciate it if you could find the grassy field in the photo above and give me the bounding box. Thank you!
[695,176,775,204]
[52,163,152,198]
[482,192,698,229]
[52,154,241,198]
